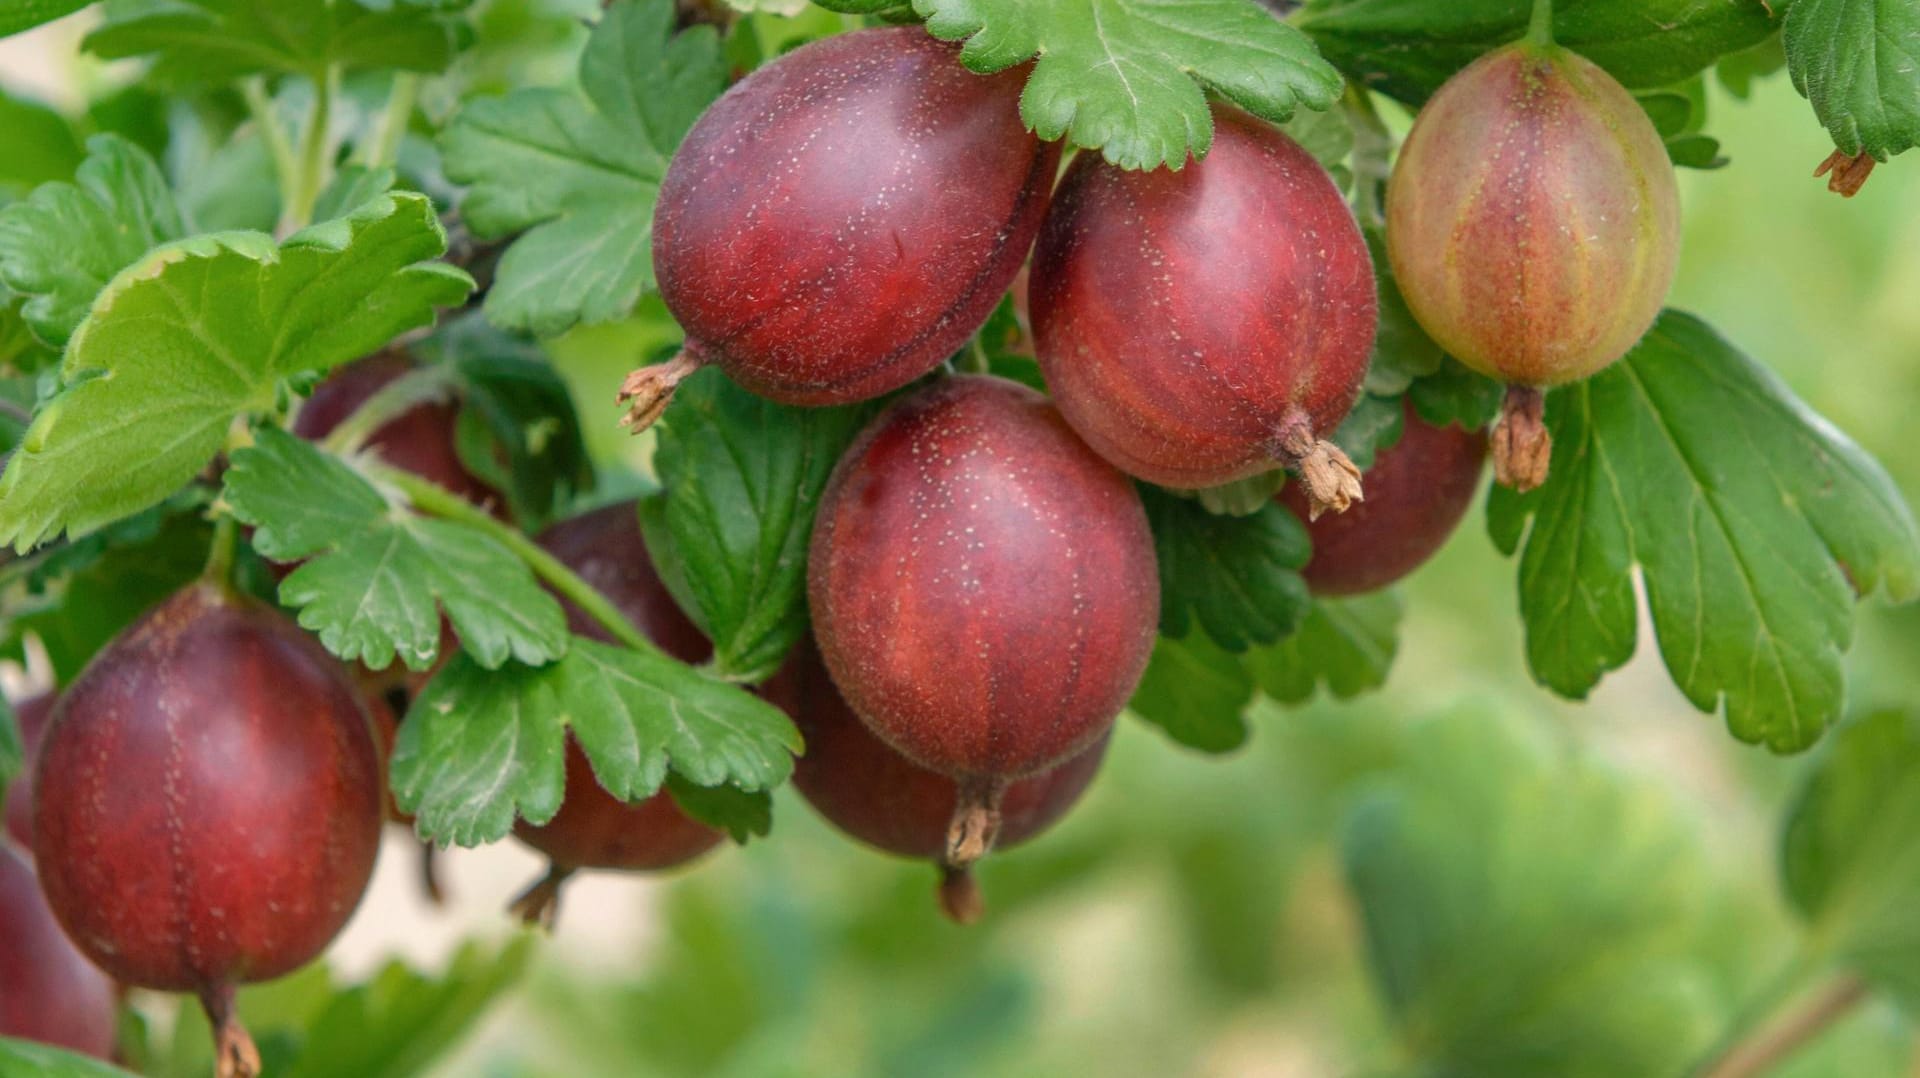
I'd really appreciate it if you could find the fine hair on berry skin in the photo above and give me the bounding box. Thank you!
[507,503,727,929]
[1385,41,1680,492]
[766,639,1110,923]
[621,26,1060,430]
[1030,104,1378,517]
[807,375,1158,871]
[31,582,384,1078]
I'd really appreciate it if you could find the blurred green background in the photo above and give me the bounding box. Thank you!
[6,6,1920,1076]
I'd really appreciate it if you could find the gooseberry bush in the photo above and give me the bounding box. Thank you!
[1,0,1919,1075]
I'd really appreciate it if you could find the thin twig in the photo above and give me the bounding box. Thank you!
[1696,974,1871,1078]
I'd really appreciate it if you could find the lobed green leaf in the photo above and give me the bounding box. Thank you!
[440,0,726,337]
[1128,631,1254,753]
[1244,592,1402,704]
[1141,485,1311,652]
[391,639,800,846]
[816,0,1344,171]
[643,367,880,683]
[1487,310,1920,753]
[84,0,472,82]
[0,193,472,552]
[1299,0,1780,106]
[1785,0,1920,160]
[0,134,185,347]
[224,429,567,671]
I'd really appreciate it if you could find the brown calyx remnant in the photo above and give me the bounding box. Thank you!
[1814,150,1876,198]
[506,864,576,931]
[1275,409,1364,519]
[1492,385,1552,493]
[617,349,705,434]
[944,779,1007,871]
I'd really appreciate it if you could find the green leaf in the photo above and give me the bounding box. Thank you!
[1362,228,1445,397]
[85,0,472,82]
[0,1,94,39]
[0,496,213,684]
[643,367,879,682]
[0,193,473,552]
[1408,355,1502,432]
[1299,0,1780,106]
[0,1039,137,1078]
[1329,391,1403,471]
[1487,311,1920,753]
[275,940,535,1078]
[815,0,1343,171]
[1344,710,1723,1078]
[311,163,397,222]
[1780,709,1920,1012]
[1141,485,1311,653]
[223,428,567,671]
[440,0,726,337]
[0,89,84,193]
[391,638,800,846]
[1244,592,1402,704]
[418,315,592,533]
[666,771,773,843]
[1785,0,1920,161]
[1128,632,1254,753]
[0,134,186,348]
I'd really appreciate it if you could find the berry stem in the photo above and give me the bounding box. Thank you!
[1695,973,1869,1078]
[358,73,419,171]
[1343,85,1393,229]
[200,983,261,1078]
[242,79,299,218]
[363,462,659,656]
[507,863,576,930]
[1526,0,1555,47]
[281,64,340,236]
[201,512,241,587]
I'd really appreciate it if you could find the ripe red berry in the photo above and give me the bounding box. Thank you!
[3,693,51,849]
[808,375,1157,868]
[0,843,116,1060]
[508,503,724,927]
[767,640,1108,923]
[623,27,1059,428]
[293,351,499,510]
[1279,401,1487,596]
[1030,105,1377,514]
[1386,43,1679,492]
[32,583,383,1078]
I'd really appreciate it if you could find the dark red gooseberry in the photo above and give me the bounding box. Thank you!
[1030,105,1377,515]
[1279,401,1487,596]
[293,351,499,511]
[0,843,116,1059]
[1386,43,1679,492]
[767,641,1108,923]
[3,693,51,849]
[623,27,1059,428]
[508,503,724,927]
[807,375,1157,868]
[32,583,383,1078]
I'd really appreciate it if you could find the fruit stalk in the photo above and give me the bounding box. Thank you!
[318,359,457,456]
[202,984,262,1078]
